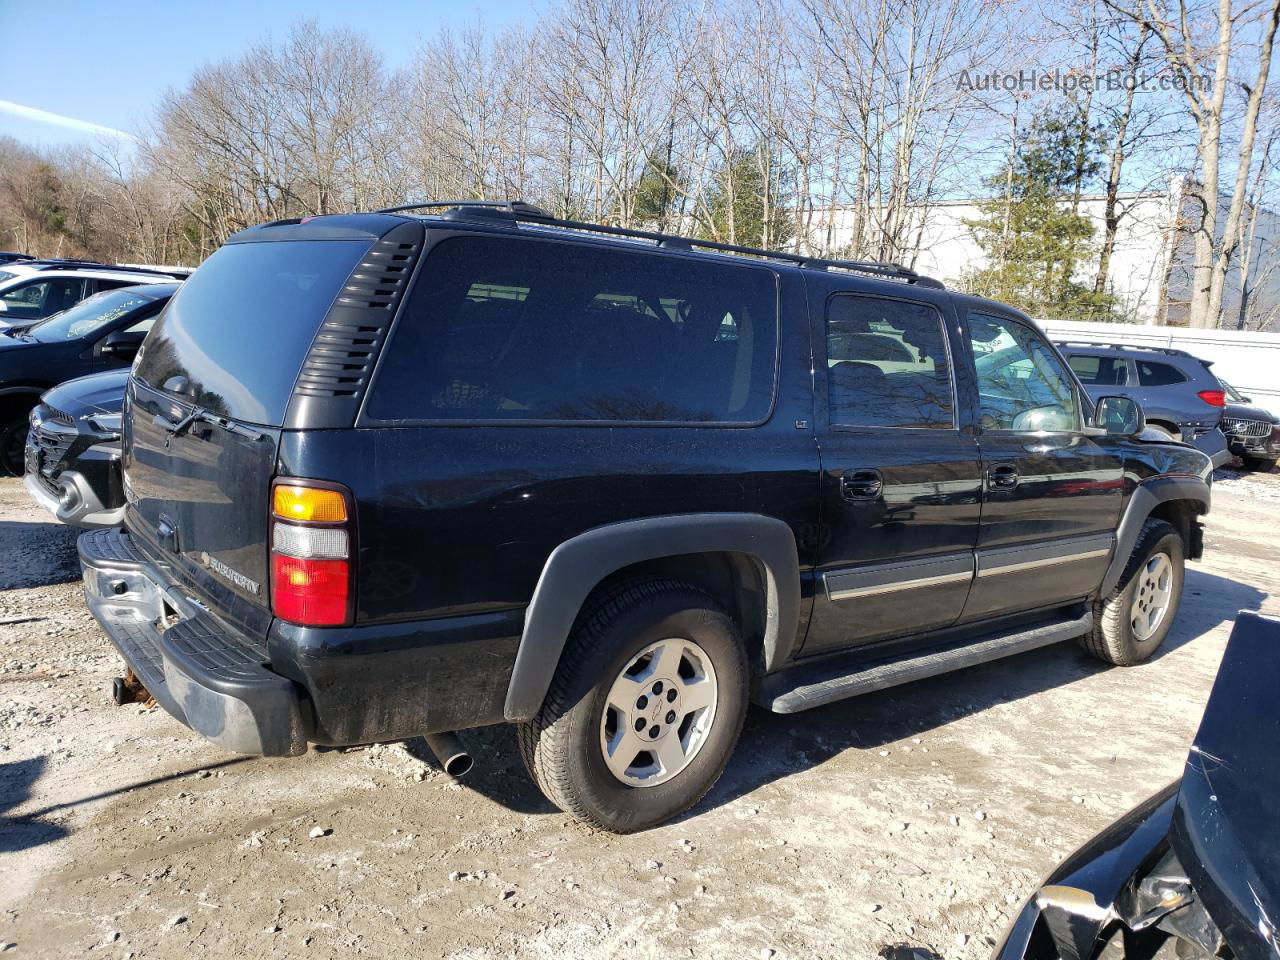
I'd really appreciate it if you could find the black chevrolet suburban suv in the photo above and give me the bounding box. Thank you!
[78,202,1211,832]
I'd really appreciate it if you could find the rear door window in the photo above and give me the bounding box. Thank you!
[366,236,779,423]
[1136,360,1187,386]
[135,239,371,424]
[824,294,954,429]
[1067,354,1128,386]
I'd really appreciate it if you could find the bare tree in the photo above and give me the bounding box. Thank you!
[1105,0,1280,327]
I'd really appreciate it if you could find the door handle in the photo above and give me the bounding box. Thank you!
[988,463,1020,489]
[840,468,884,500]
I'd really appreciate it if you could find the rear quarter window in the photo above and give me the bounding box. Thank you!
[1136,360,1187,386]
[365,236,779,423]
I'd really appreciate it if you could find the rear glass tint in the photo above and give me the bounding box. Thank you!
[1136,360,1187,386]
[134,239,370,424]
[366,236,779,423]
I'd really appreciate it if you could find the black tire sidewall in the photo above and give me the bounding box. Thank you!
[0,415,27,477]
[1116,530,1184,661]
[559,594,748,832]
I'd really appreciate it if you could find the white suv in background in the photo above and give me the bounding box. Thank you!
[0,260,189,327]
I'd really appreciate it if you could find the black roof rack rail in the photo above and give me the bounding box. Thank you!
[376,199,943,288]
[21,258,190,279]
[1053,339,1196,359]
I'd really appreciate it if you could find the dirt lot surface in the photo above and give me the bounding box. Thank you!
[1,468,1277,960]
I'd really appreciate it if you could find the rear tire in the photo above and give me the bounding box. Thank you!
[516,579,749,833]
[1080,518,1184,665]
[1242,455,1277,473]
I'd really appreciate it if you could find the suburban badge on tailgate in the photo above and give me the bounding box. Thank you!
[200,552,261,595]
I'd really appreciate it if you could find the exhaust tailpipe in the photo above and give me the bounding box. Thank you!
[423,732,473,778]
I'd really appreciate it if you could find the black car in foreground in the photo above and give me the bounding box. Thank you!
[1219,379,1279,472]
[994,610,1279,959]
[78,202,1212,832]
[0,282,177,475]
[24,369,127,527]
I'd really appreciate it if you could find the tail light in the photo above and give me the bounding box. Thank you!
[1198,389,1226,407]
[270,481,354,626]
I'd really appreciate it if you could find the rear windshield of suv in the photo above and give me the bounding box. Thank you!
[134,239,370,424]
[366,236,779,423]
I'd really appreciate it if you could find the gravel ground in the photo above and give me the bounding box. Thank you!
[0,467,1277,960]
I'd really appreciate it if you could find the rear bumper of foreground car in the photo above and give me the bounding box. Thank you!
[77,527,307,756]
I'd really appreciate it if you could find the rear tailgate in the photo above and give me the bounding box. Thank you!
[124,380,281,638]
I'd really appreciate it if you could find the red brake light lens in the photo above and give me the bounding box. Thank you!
[1198,389,1226,407]
[271,555,349,626]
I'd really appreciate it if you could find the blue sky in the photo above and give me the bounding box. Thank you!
[0,0,533,149]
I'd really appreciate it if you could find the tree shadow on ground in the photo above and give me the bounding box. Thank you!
[0,519,81,590]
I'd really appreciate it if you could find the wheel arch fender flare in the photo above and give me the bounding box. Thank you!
[1101,476,1209,595]
[503,512,801,722]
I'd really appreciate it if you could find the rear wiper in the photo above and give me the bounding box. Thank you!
[154,407,264,442]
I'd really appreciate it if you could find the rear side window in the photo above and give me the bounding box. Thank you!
[135,239,371,424]
[824,294,954,429]
[1136,360,1187,386]
[366,237,778,423]
[1067,354,1128,386]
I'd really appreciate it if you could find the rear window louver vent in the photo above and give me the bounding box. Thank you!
[293,235,421,400]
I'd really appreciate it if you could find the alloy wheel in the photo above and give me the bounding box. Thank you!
[1131,552,1173,642]
[599,638,719,787]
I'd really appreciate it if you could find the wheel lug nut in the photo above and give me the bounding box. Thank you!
[653,681,664,694]
[666,711,676,723]
[634,718,646,732]
[666,689,677,702]
[649,725,660,738]
[636,695,648,709]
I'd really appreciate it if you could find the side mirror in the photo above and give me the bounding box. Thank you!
[99,329,146,360]
[1093,395,1144,436]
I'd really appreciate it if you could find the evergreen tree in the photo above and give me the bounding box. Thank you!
[964,106,1120,322]
[698,148,793,250]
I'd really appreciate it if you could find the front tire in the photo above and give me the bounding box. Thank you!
[1080,518,1184,665]
[517,579,749,833]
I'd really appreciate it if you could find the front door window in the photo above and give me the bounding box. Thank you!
[968,313,1079,432]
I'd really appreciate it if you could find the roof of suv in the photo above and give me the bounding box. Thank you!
[1054,340,1211,366]
[228,201,954,295]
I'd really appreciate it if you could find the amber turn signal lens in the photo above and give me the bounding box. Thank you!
[272,484,348,523]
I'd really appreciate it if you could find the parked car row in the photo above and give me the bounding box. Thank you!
[1,280,179,474]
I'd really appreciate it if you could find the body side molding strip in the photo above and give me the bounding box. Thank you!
[822,552,974,602]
